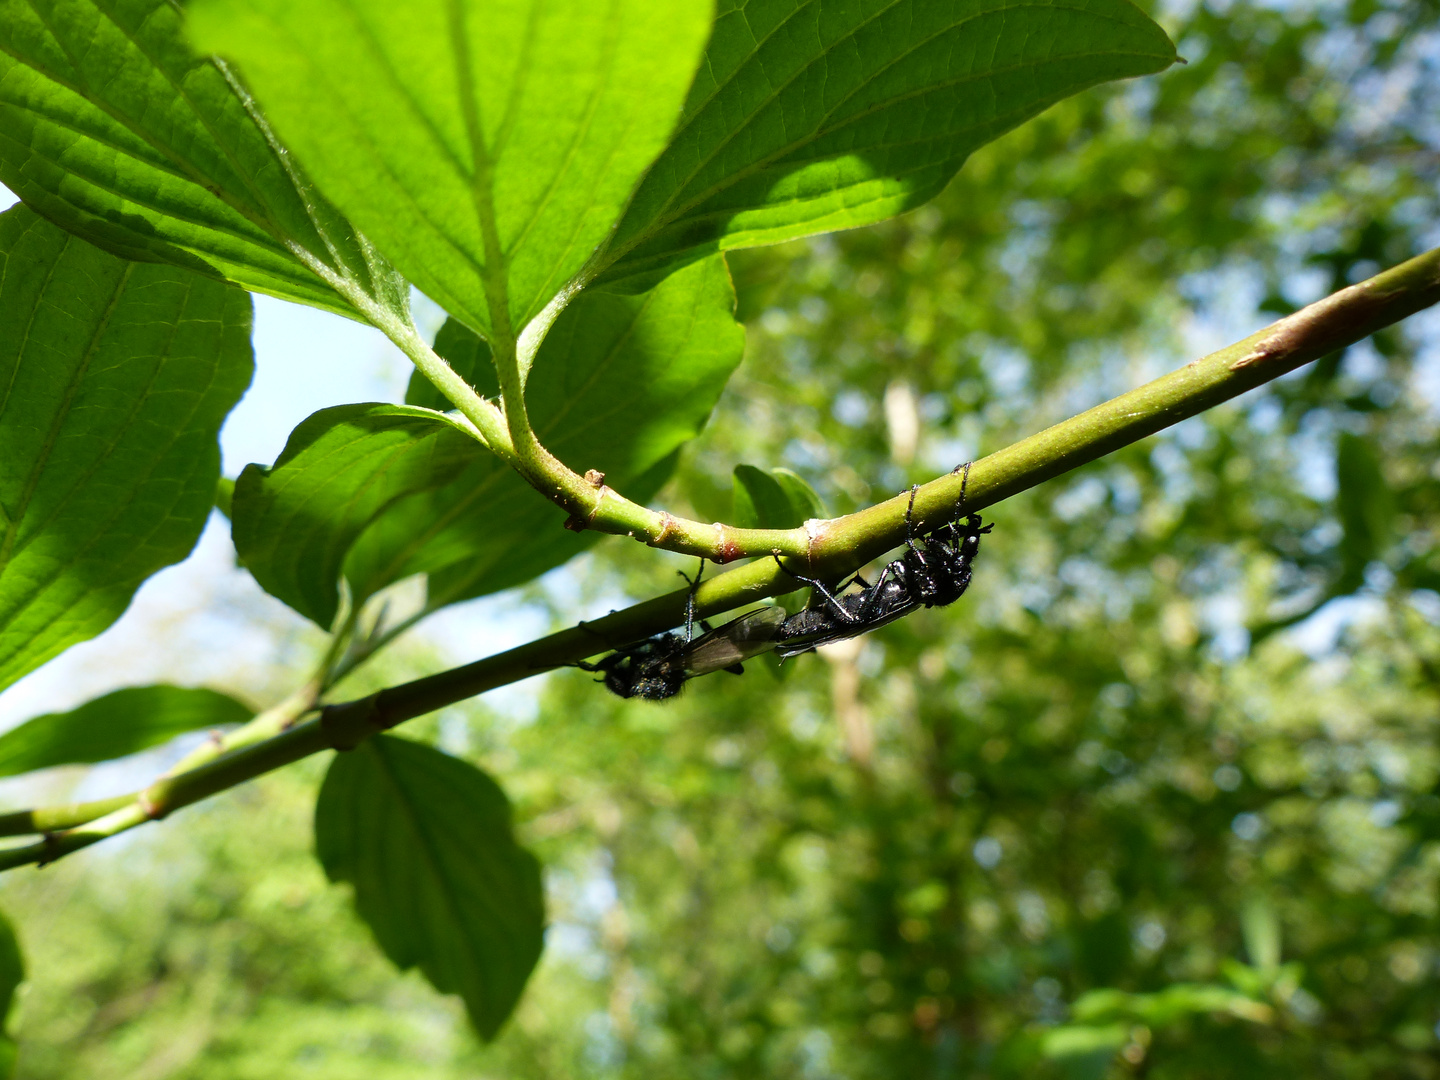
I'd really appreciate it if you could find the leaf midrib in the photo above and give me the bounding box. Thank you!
[369,742,515,1024]
[0,247,130,575]
[0,276,220,655]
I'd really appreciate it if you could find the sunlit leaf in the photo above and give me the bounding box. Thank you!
[188,0,712,342]
[236,255,743,626]
[0,0,400,318]
[0,206,253,691]
[314,735,544,1041]
[0,685,251,777]
[231,405,481,628]
[367,256,744,609]
[595,0,1177,289]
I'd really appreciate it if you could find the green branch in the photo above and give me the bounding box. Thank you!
[2,246,1436,870]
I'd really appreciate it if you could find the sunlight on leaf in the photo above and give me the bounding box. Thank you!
[0,206,253,691]
[189,0,712,342]
[595,0,1178,289]
[0,0,396,318]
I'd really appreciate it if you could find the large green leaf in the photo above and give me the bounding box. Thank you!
[0,910,21,1078]
[314,735,544,1041]
[231,404,481,628]
[0,205,253,691]
[593,0,1178,289]
[188,0,712,343]
[235,255,744,625]
[0,0,402,318]
[0,685,251,777]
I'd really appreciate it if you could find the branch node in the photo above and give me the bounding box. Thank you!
[649,512,677,548]
[565,484,615,532]
[802,518,823,566]
[320,694,386,752]
[38,831,60,867]
[1229,347,1272,371]
[712,522,740,564]
[138,791,165,821]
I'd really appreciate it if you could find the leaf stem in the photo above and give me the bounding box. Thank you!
[2,247,1436,868]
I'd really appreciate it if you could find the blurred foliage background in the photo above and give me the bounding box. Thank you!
[3,0,1440,1075]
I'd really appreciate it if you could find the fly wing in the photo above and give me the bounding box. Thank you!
[682,607,787,675]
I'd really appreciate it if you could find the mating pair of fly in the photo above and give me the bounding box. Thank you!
[576,466,993,701]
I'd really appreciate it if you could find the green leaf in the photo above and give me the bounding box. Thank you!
[594,0,1178,289]
[314,735,544,1042]
[1072,982,1274,1026]
[0,908,22,1078]
[0,0,400,318]
[188,0,713,343]
[1036,1023,1127,1080]
[237,255,744,625]
[732,464,825,529]
[0,685,251,777]
[0,205,253,691]
[361,256,744,609]
[232,405,482,628]
[1335,432,1394,584]
[772,468,828,521]
[1241,893,1281,971]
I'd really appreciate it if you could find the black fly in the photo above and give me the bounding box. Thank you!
[576,564,786,700]
[577,465,992,693]
[771,464,992,658]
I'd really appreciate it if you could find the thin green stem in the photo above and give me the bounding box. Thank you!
[3,248,1436,869]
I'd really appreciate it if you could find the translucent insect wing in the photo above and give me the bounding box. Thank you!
[682,607,787,674]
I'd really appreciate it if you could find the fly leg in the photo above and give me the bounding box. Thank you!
[770,555,863,624]
[675,559,707,644]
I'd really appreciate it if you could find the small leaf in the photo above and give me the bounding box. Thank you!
[0,685,251,778]
[189,0,713,342]
[1071,982,1274,1026]
[1241,894,1281,971]
[1335,432,1394,583]
[315,735,544,1041]
[1037,1022,1128,1079]
[732,465,793,530]
[772,468,827,522]
[732,465,826,529]
[595,0,1178,289]
[0,0,396,318]
[0,206,253,691]
[232,405,482,628]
